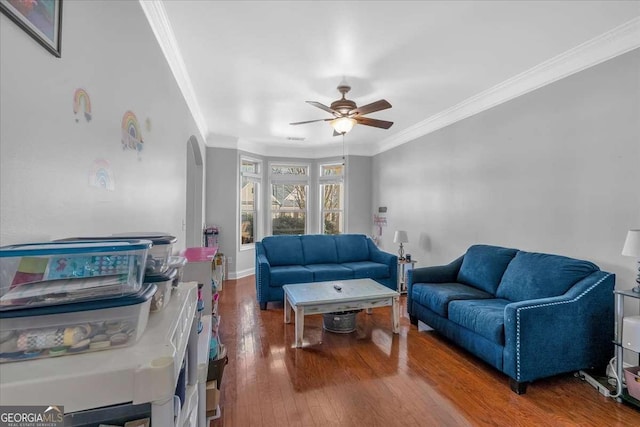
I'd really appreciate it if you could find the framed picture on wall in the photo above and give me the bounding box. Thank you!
[0,0,62,57]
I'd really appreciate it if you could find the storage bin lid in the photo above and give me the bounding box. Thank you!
[0,283,156,319]
[143,268,177,283]
[111,232,177,245]
[1,239,152,257]
[168,256,187,269]
[180,247,217,262]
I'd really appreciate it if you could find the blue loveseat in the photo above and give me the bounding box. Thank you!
[255,234,397,310]
[407,244,615,394]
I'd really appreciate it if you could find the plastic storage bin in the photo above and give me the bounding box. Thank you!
[112,233,177,274]
[0,240,150,310]
[624,366,640,400]
[207,344,228,385]
[167,256,187,287]
[0,283,156,363]
[145,269,176,312]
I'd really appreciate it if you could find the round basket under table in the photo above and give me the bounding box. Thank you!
[322,310,361,333]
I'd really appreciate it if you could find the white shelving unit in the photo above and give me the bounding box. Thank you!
[180,247,217,314]
[197,314,212,427]
[0,282,201,427]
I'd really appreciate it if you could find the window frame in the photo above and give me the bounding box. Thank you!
[268,162,311,236]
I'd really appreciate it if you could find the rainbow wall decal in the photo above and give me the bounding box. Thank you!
[121,110,144,152]
[88,159,115,191]
[73,88,92,122]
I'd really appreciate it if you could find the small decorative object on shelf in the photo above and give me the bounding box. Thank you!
[203,225,219,248]
[621,229,640,293]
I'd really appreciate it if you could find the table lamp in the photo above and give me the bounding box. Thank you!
[622,229,640,293]
[394,230,408,260]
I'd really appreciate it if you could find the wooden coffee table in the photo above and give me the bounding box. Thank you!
[283,278,400,348]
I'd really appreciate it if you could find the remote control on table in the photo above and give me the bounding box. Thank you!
[333,284,342,291]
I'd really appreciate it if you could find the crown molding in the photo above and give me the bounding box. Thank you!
[374,17,640,156]
[139,0,208,140]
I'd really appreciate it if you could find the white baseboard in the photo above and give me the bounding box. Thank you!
[226,267,254,280]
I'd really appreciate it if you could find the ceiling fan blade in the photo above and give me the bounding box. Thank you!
[289,118,332,125]
[306,101,338,115]
[350,99,392,116]
[354,116,394,129]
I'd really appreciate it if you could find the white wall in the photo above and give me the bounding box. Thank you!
[0,1,205,250]
[373,49,640,288]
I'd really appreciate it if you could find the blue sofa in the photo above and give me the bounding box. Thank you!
[407,244,615,394]
[255,234,397,310]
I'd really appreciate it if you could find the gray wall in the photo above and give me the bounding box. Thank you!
[205,147,239,273]
[346,155,373,235]
[373,49,640,288]
[0,1,205,249]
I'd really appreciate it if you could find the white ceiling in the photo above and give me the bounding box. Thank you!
[154,1,640,157]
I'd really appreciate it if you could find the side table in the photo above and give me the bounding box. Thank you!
[614,288,640,407]
[398,259,417,294]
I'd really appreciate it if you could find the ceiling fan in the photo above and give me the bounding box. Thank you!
[290,83,393,135]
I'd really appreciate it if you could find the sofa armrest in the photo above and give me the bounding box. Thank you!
[367,238,396,264]
[255,251,272,305]
[366,238,398,288]
[503,271,615,383]
[406,255,463,316]
[410,256,464,285]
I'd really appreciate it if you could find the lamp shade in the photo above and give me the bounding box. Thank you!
[622,229,640,257]
[330,117,356,134]
[394,230,408,244]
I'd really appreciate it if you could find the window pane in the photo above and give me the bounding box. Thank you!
[271,165,308,176]
[321,164,343,176]
[242,212,254,244]
[271,184,306,210]
[241,176,257,245]
[241,159,258,174]
[322,183,342,209]
[323,212,341,235]
[241,178,255,208]
[272,212,306,235]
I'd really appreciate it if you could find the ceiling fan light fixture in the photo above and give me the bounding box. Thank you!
[330,117,356,134]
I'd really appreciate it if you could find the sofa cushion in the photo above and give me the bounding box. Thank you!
[270,265,313,287]
[496,251,599,302]
[335,234,370,263]
[261,236,304,267]
[301,235,338,264]
[342,261,389,279]
[411,282,493,317]
[305,264,354,282]
[457,245,518,295]
[448,299,510,345]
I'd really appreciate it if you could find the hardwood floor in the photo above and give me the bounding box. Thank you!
[211,276,639,426]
